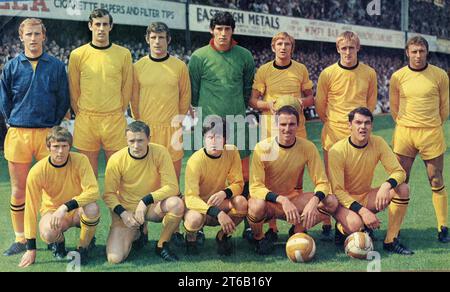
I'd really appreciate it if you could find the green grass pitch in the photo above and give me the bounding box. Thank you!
[0,115,449,272]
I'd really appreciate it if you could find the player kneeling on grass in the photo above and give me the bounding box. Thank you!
[329,107,413,255]
[19,127,100,268]
[103,121,184,263]
[184,117,247,256]
[248,106,338,255]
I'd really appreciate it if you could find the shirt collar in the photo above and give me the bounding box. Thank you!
[19,52,50,62]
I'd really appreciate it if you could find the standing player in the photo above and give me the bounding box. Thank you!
[131,21,191,181]
[390,36,449,242]
[248,106,338,254]
[189,11,255,243]
[0,18,70,256]
[68,8,133,177]
[249,32,316,240]
[315,31,377,236]
[18,127,100,267]
[103,121,184,263]
[131,22,191,244]
[329,107,413,255]
[184,117,246,255]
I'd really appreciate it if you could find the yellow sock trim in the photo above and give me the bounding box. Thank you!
[158,213,182,248]
[432,187,448,232]
[229,208,247,218]
[78,214,100,248]
[10,197,25,243]
[385,198,409,243]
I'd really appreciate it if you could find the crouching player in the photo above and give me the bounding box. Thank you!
[103,121,184,263]
[248,106,338,254]
[329,107,413,255]
[19,127,100,267]
[184,117,247,256]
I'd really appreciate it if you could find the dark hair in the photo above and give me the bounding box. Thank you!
[348,107,373,122]
[146,22,171,40]
[275,105,299,124]
[210,11,235,31]
[202,115,227,140]
[89,8,113,25]
[406,36,429,52]
[126,121,150,138]
[46,126,73,147]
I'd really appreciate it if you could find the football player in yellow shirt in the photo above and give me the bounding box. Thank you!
[329,107,413,255]
[184,117,246,255]
[131,22,191,245]
[103,121,184,263]
[68,8,133,178]
[18,127,100,267]
[249,32,317,241]
[390,36,449,243]
[248,106,338,254]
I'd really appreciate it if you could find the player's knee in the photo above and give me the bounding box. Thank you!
[429,174,444,188]
[10,186,25,199]
[184,211,204,231]
[107,253,125,264]
[396,183,410,199]
[345,216,364,234]
[231,195,248,214]
[165,196,185,216]
[323,194,338,214]
[83,203,100,218]
[247,198,266,219]
[40,229,60,243]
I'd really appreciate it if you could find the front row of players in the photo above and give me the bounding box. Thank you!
[19,106,414,267]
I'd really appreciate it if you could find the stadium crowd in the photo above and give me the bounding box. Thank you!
[191,0,450,40]
[2,21,449,116]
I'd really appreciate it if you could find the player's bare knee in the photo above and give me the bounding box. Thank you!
[165,196,185,216]
[429,174,444,188]
[40,229,60,243]
[107,253,125,264]
[396,183,410,199]
[247,198,266,219]
[83,202,100,218]
[345,216,364,234]
[322,194,338,214]
[184,211,204,231]
[10,187,25,200]
[232,195,248,214]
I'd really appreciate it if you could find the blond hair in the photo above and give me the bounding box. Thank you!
[272,32,295,56]
[18,18,46,37]
[336,31,360,50]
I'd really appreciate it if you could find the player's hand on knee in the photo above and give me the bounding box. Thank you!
[207,191,226,207]
[218,211,236,234]
[301,196,320,230]
[51,205,68,231]
[281,199,301,224]
[376,182,391,211]
[134,201,148,225]
[120,211,140,229]
[18,250,36,268]
[358,207,380,229]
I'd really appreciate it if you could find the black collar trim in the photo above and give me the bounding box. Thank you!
[348,136,368,149]
[26,53,43,61]
[276,137,296,149]
[203,148,222,159]
[408,63,428,72]
[89,42,112,50]
[338,60,359,70]
[128,146,149,160]
[48,155,69,168]
[273,60,292,70]
[149,54,170,62]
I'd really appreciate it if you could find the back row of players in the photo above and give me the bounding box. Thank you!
[0,9,448,267]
